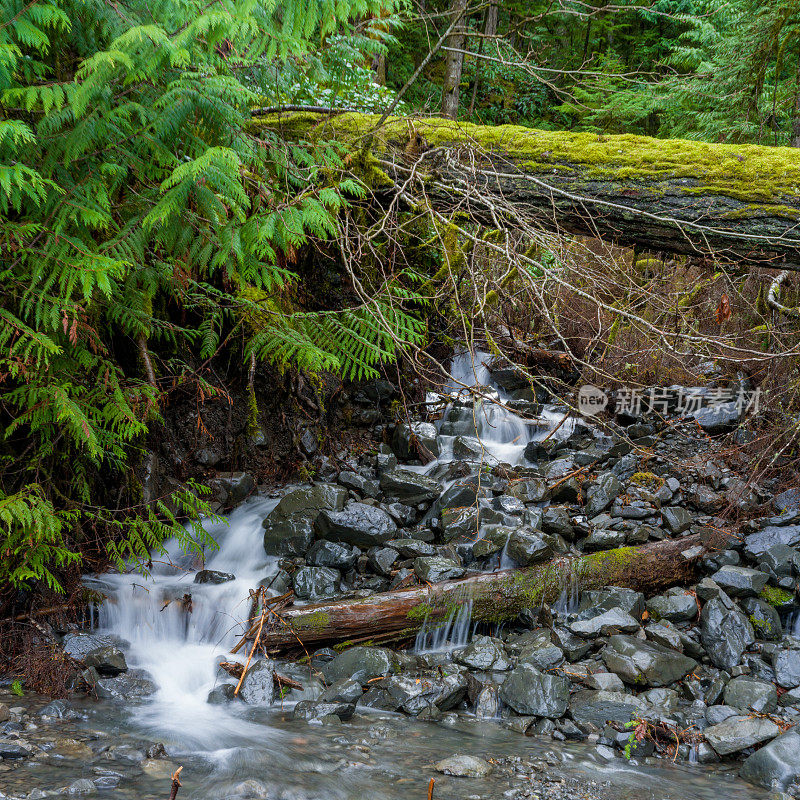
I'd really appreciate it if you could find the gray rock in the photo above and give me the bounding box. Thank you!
[392,422,439,460]
[207,684,238,704]
[509,477,550,504]
[646,593,697,623]
[434,754,493,778]
[214,471,255,504]
[322,647,397,684]
[705,715,779,756]
[569,689,647,728]
[744,525,800,559]
[61,632,116,660]
[388,538,436,558]
[519,643,564,671]
[293,700,354,722]
[582,529,626,551]
[585,473,623,517]
[723,677,777,713]
[379,469,441,504]
[602,635,697,687]
[687,483,724,513]
[238,660,275,705]
[570,609,641,638]
[315,502,397,548]
[506,530,553,566]
[551,627,591,661]
[700,596,755,670]
[367,546,399,576]
[586,672,625,692]
[772,649,800,688]
[758,543,800,577]
[712,565,769,598]
[293,566,340,600]
[194,569,235,584]
[262,514,315,557]
[580,587,646,619]
[474,685,500,718]
[740,728,800,790]
[95,668,157,700]
[499,663,570,718]
[661,506,693,534]
[83,646,127,676]
[306,540,360,569]
[0,740,33,759]
[455,636,511,671]
[542,506,575,538]
[68,778,96,795]
[319,677,363,704]
[383,673,467,714]
[706,705,739,725]
[693,402,741,434]
[338,470,379,498]
[413,556,464,582]
[741,596,783,641]
[645,622,684,652]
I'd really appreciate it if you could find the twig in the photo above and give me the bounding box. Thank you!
[427,778,435,800]
[168,766,183,800]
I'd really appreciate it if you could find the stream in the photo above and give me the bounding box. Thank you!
[2,351,779,800]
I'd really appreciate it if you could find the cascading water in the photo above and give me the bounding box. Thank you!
[414,599,474,654]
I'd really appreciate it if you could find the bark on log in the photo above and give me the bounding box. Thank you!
[251,112,800,269]
[259,535,703,653]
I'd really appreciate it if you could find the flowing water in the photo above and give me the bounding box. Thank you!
[57,350,774,800]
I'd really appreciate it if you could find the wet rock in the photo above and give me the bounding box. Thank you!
[383,673,467,714]
[542,506,575,539]
[585,473,623,517]
[723,677,777,713]
[706,705,739,725]
[207,684,238,704]
[712,565,769,598]
[338,470,379,499]
[700,595,755,670]
[471,527,510,559]
[499,663,570,718]
[293,699,354,722]
[602,635,697,687]
[61,632,116,660]
[646,592,697,623]
[744,524,800,559]
[645,622,684,652]
[434,754,493,778]
[704,715,779,756]
[570,609,641,638]
[586,672,625,692]
[322,647,397,684]
[772,649,800,688]
[194,569,235,585]
[758,543,800,578]
[506,529,553,566]
[319,676,363,704]
[83,646,127,676]
[687,483,724,513]
[392,422,439,460]
[238,660,275,705]
[0,740,33,758]
[551,627,591,661]
[388,538,436,558]
[413,556,464,582]
[68,778,96,795]
[455,636,511,671]
[582,529,626,551]
[741,596,783,641]
[569,690,647,728]
[262,514,315,557]
[580,587,646,619]
[95,669,157,701]
[315,502,397,548]
[519,643,564,671]
[740,728,800,790]
[367,546,399,576]
[379,469,441,504]
[661,506,693,534]
[293,566,340,600]
[306,540,360,569]
[509,477,550,504]
[214,472,256,505]
[141,759,179,779]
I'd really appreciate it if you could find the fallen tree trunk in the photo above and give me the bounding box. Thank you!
[258,534,703,653]
[252,112,800,269]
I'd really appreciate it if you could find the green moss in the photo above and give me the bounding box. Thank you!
[253,112,800,206]
[292,611,331,630]
[759,586,794,608]
[630,471,664,490]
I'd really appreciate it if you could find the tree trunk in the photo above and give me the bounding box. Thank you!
[257,535,703,653]
[467,1,498,118]
[441,0,467,119]
[792,51,800,148]
[253,112,800,269]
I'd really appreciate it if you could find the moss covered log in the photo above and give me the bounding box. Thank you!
[257,534,703,653]
[252,111,800,267]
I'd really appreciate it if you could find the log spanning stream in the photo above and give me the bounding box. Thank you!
[66,352,772,800]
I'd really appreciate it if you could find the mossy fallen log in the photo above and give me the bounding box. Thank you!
[252,112,800,268]
[258,534,703,653]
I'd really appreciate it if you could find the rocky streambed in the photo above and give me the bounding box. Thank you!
[2,352,800,800]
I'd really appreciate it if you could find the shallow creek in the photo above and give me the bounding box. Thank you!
[12,351,776,800]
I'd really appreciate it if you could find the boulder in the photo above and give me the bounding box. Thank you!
[509,477,549,504]
[94,668,157,701]
[570,609,641,638]
[582,529,626,551]
[383,673,467,714]
[661,506,693,534]
[338,470,379,498]
[740,728,800,791]
[646,592,697,623]
[194,569,235,584]
[83,646,127,676]
[434,755,493,778]
[711,565,769,598]
[292,566,340,600]
[238,660,275,705]
[693,402,741,434]
[700,596,755,670]
[413,556,465,582]
[392,422,439,461]
[306,540,360,569]
[740,596,783,641]
[61,632,116,660]
[322,647,397,684]
[262,515,315,557]
[506,530,553,566]
[585,473,623,517]
[499,663,570,718]
[772,649,800,689]
[367,546,399,576]
[315,502,397,548]
[704,715,779,756]
[580,587,645,619]
[519,643,564,671]
[379,469,441,504]
[601,635,697,687]
[454,636,511,671]
[723,677,777,713]
[293,700,354,722]
[569,690,647,728]
[542,506,575,539]
[744,525,800,559]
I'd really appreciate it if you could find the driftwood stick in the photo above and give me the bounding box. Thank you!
[168,766,182,800]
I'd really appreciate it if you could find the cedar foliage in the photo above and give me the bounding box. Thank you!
[0,0,424,597]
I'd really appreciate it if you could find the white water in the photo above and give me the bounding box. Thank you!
[91,497,280,748]
[414,599,474,653]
